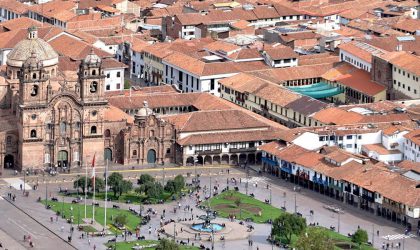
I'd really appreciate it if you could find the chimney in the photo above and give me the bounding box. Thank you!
[396,44,402,51]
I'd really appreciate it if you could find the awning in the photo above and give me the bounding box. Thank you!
[287,82,343,99]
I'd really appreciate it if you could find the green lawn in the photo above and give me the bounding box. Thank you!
[105,240,199,250]
[66,190,178,204]
[204,190,283,223]
[284,227,375,250]
[42,200,141,232]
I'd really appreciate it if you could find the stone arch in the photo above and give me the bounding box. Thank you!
[104,129,111,137]
[213,155,221,164]
[256,152,262,164]
[30,129,37,138]
[186,156,194,166]
[230,154,238,165]
[204,155,212,165]
[104,148,112,162]
[4,154,14,169]
[221,154,229,164]
[90,126,97,134]
[248,153,256,164]
[196,156,204,165]
[239,154,247,164]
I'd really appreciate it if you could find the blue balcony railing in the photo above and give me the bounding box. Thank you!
[262,157,278,166]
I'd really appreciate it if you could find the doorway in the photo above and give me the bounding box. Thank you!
[104,148,112,162]
[4,154,14,169]
[147,149,156,164]
[57,150,68,169]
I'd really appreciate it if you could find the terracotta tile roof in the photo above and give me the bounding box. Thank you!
[101,58,128,69]
[49,34,111,60]
[0,0,29,14]
[298,53,340,66]
[251,63,335,84]
[392,18,420,33]
[163,109,270,132]
[108,92,234,111]
[359,113,412,124]
[164,52,239,76]
[279,32,320,43]
[263,44,298,60]
[396,161,420,173]
[105,85,177,97]
[230,20,251,30]
[365,35,420,54]
[312,107,364,125]
[335,68,386,96]
[403,129,420,146]
[0,26,63,49]
[252,5,280,19]
[362,144,401,155]
[285,96,329,116]
[205,40,241,54]
[177,128,285,146]
[387,52,420,76]
[0,17,45,33]
[272,4,302,16]
[66,16,121,30]
[104,105,134,124]
[96,4,120,13]
[339,41,384,63]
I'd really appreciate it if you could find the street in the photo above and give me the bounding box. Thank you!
[0,165,418,250]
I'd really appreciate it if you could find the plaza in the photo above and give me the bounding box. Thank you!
[0,164,418,249]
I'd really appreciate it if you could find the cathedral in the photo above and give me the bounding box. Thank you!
[0,27,176,173]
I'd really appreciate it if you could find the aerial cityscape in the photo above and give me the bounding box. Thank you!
[0,0,419,249]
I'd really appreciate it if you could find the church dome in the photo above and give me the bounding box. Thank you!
[136,101,153,118]
[83,48,101,65]
[7,26,58,68]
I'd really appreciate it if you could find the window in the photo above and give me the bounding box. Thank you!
[91,126,97,134]
[31,114,37,120]
[32,73,36,79]
[6,136,12,145]
[31,85,38,96]
[90,81,98,93]
[92,70,96,76]
[132,150,137,156]
[117,71,121,77]
[30,129,37,138]
[104,129,111,137]
[210,79,215,90]
[106,73,110,78]
[178,71,183,82]
[149,130,155,137]
[60,122,66,134]
[116,83,121,89]
[346,144,352,148]
[346,135,352,139]
[106,85,110,90]
[166,148,171,154]
[358,135,362,139]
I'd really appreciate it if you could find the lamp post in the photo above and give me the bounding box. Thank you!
[337,211,341,233]
[45,174,48,209]
[77,174,80,227]
[173,222,176,241]
[162,168,165,186]
[294,192,297,214]
[23,168,26,194]
[245,162,249,195]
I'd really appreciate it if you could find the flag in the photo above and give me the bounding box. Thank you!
[91,153,96,187]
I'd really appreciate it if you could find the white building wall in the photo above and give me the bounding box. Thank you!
[104,68,125,91]
[403,139,420,162]
[392,65,420,99]
[339,49,371,72]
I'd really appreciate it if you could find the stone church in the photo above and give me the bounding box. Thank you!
[0,27,176,173]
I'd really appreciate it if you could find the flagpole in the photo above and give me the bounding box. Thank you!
[92,160,96,223]
[104,159,108,230]
[84,162,87,218]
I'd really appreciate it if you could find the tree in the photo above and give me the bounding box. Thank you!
[136,182,164,199]
[164,180,177,194]
[352,229,368,246]
[296,227,335,250]
[155,238,179,250]
[174,174,185,192]
[107,172,124,198]
[272,213,306,244]
[118,180,133,197]
[137,174,155,185]
[73,176,87,194]
[113,213,127,227]
[88,177,105,192]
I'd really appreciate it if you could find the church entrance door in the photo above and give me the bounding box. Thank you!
[57,150,68,169]
[4,154,14,169]
[147,149,156,164]
[104,148,112,162]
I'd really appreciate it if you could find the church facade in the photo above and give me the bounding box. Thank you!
[0,27,176,173]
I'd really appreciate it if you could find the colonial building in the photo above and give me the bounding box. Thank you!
[0,27,285,174]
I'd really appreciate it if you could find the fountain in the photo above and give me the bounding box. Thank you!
[191,208,225,233]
